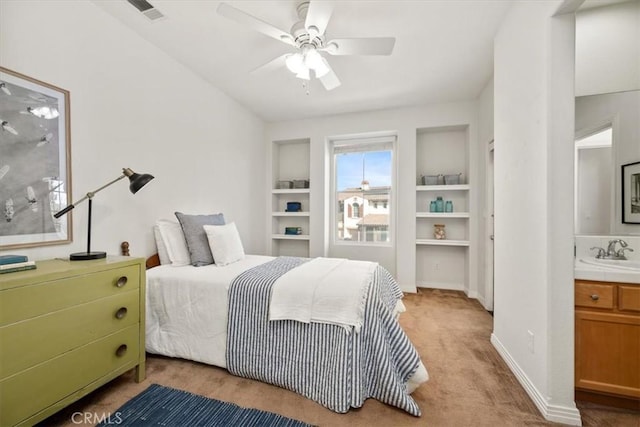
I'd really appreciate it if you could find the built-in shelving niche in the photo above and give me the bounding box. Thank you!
[415,125,470,291]
[270,138,311,258]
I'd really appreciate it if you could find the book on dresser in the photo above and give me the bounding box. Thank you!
[0,254,28,265]
[0,261,37,274]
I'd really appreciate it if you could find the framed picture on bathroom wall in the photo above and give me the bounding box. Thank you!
[621,160,640,224]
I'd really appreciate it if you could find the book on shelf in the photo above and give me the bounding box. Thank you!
[0,260,36,270]
[0,263,37,274]
[0,254,28,265]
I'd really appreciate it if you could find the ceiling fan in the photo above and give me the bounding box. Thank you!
[217,1,396,91]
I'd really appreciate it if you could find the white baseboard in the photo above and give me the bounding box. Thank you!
[490,334,582,426]
[476,293,486,307]
[416,281,464,291]
[417,283,481,302]
[399,282,418,293]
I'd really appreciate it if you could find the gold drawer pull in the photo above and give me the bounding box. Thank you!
[115,307,128,319]
[116,276,128,288]
[115,344,127,357]
[590,294,599,301]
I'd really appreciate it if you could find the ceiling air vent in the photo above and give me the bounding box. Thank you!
[127,0,165,21]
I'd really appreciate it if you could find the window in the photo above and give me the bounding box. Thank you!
[332,136,395,244]
[352,202,360,218]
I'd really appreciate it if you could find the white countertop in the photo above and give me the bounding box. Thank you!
[575,259,640,284]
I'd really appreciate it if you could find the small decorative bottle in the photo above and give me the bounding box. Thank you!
[429,201,437,212]
[434,224,446,240]
[445,200,453,213]
[435,196,444,212]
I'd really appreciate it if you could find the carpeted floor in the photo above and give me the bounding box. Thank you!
[42,289,639,426]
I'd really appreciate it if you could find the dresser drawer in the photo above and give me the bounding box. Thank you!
[619,286,640,313]
[0,290,139,380]
[575,281,614,309]
[0,324,140,427]
[0,264,139,326]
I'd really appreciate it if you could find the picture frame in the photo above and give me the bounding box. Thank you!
[621,160,640,224]
[0,67,72,249]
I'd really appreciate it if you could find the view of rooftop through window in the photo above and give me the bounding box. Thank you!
[335,150,392,243]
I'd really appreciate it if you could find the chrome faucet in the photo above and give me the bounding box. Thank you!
[590,246,606,259]
[605,239,634,260]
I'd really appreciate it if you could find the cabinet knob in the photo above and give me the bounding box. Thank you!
[116,276,128,288]
[115,344,127,357]
[115,307,128,319]
[590,294,599,301]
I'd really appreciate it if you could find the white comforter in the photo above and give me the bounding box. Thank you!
[145,254,427,393]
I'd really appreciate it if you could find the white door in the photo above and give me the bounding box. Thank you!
[485,142,495,311]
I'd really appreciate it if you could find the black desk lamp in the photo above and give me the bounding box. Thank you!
[54,167,154,260]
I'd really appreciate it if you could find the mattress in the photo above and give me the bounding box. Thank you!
[145,254,273,367]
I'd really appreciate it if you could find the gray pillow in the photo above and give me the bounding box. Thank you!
[175,212,225,266]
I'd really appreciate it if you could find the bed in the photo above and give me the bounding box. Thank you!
[139,217,429,416]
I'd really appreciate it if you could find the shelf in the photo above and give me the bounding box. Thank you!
[416,239,469,247]
[272,234,310,240]
[416,184,470,191]
[416,212,470,218]
[272,212,310,217]
[272,188,310,194]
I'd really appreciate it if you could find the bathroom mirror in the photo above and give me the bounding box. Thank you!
[574,0,640,236]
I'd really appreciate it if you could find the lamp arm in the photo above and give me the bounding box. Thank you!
[53,173,127,219]
[87,173,127,198]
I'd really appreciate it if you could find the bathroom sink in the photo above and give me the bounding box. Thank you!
[579,258,640,272]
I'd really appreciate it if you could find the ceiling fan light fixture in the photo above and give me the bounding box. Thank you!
[304,48,323,70]
[285,53,305,74]
[296,68,310,80]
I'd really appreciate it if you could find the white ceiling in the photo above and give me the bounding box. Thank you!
[91,0,513,122]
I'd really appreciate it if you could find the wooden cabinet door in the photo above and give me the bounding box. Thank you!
[575,310,640,398]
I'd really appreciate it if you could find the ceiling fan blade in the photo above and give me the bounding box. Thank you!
[324,37,396,56]
[217,2,295,47]
[319,67,341,91]
[305,0,333,36]
[251,53,289,74]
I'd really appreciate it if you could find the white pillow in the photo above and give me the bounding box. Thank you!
[156,219,191,266]
[153,225,170,265]
[203,222,245,267]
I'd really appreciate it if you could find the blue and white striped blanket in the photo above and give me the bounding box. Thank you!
[226,256,422,416]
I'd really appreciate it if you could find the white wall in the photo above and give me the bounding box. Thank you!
[575,90,640,236]
[266,102,480,295]
[576,0,640,96]
[493,1,580,425]
[0,1,266,260]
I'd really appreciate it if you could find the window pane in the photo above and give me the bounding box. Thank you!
[335,150,392,243]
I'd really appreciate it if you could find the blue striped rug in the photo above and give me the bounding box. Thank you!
[98,384,313,426]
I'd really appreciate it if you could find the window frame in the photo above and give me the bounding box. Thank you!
[330,134,396,247]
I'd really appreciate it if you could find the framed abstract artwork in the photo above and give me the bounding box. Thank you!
[621,160,640,224]
[0,67,72,249]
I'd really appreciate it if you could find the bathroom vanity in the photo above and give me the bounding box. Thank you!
[574,262,640,410]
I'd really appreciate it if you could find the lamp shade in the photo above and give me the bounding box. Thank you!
[123,168,154,194]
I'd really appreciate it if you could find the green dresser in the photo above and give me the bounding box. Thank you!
[0,256,146,426]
